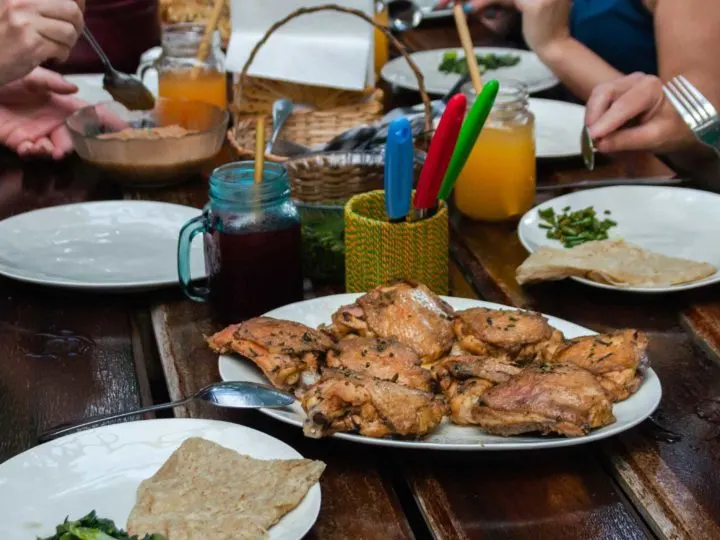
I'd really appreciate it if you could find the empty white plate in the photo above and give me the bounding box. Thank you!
[518,186,720,293]
[0,201,205,291]
[219,295,662,451]
[530,98,585,158]
[381,47,558,95]
[431,98,585,159]
[0,419,322,540]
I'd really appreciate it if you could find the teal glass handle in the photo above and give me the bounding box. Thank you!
[178,214,210,302]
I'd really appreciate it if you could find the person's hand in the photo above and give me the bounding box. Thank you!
[514,0,572,56]
[0,0,85,85]
[435,0,515,12]
[435,1,571,55]
[0,68,86,160]
[585,73,698,154]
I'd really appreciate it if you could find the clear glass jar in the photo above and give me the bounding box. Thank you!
[140,23,227,110]
[374,1,390,78]
[454,81,536,221]
[178,162,303,323]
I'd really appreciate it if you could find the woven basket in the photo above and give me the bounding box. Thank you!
[344,190,449,295]
[227,3,432,162]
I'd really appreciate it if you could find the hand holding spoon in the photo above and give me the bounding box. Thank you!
[83,28,155,110]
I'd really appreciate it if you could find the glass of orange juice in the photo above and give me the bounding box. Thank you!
[454,82,536,221]
[140,23,227,115]
[374,1,390,79]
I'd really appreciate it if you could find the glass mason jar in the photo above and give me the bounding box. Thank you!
[454,81,536,221]
[374,1,390,78]
[139,23,227,110]
[178,162,304,323]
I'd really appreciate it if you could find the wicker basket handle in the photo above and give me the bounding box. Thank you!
[238,3,432,134]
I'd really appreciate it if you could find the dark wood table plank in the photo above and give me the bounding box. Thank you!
[400,263,651,540]
[450,152,720,539]
[0,159,147,463]
[149,299,416,540]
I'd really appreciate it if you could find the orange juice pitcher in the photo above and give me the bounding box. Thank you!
[140,23,227,115]
[454,82,536,221]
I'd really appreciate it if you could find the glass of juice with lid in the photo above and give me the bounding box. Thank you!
[178,162,304,323]
[454,81,536,221]
[140,23,227,110]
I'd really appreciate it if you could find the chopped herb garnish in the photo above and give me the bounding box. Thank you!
[538,205,617,248]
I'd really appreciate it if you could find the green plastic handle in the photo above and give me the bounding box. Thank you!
[437,79,500,201]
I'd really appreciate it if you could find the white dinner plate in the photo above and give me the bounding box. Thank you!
[65,72,159,106]
[0,419,322,540]
[529,98,585,158]
[218,295,662,451]
[518,186,720,293]
[0,201,205,291]
[381,47,558,95]
[432,98,585,159]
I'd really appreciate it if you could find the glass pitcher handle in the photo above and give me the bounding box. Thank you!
[178,215,209,302]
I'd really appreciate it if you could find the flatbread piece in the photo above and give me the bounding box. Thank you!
[128,437,325,540]
[516,239,717,288]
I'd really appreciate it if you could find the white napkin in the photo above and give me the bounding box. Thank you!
[226,0,374,91]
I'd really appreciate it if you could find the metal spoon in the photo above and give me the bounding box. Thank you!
[387,0,423,32]
[82,28,156,111]
[267,99,294,154]
[38,381,294,443]
[581,126,596,170]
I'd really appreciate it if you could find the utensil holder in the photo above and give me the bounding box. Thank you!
[345,190,449,295]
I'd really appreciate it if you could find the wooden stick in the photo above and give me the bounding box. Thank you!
[254,117,266,184]
[190,0,225,79]
[452,1,483,92]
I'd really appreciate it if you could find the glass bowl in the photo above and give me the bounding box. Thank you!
[66,98,229,187]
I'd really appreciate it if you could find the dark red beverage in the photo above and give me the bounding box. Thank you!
[205,224,303,323]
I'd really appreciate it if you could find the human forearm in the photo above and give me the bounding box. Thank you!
[536,37,622,101]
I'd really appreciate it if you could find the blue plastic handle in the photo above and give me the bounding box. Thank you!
[384,117,414,222]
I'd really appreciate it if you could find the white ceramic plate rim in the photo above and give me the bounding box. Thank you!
[529,98,585,158]
[381,47,559,95]
[0,200,204,291]
[0,418,321,540]
[518,185,720,293]
[218,294,662,450]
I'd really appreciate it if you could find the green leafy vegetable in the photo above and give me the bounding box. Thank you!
[40,511,165,540]
[300,208,345,283]
[438,51,521,75]
[538,206,617,248]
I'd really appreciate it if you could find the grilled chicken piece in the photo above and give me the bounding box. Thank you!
[431,355,523,424]
[473,363,615,437]
[548,329,649,401]
[327,281,455,364]
[326,337,435,393]
[454,308,565,364]
[207,317,333,394]
[302,369,446,439]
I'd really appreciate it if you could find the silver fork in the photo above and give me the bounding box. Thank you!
[663,75,720,152]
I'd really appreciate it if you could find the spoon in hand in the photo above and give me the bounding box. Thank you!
[82,28,156,110]
[38,381,295,443]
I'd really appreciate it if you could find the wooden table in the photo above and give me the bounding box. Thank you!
[2,18,720,540]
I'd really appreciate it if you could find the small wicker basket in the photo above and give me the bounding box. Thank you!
[344,190,449,295]
[227,3,432,163]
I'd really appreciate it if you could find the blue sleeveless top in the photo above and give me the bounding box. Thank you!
[570,0,658,75]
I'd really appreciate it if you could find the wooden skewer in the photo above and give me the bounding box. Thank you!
[254,117,266,184]
[452,1,483,92]
[190,0,226,79]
